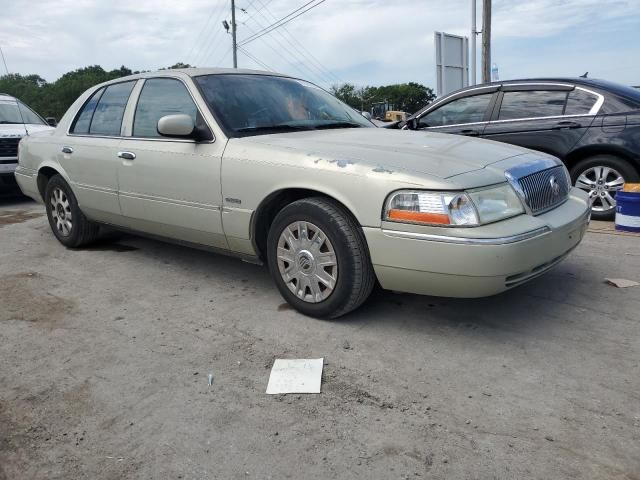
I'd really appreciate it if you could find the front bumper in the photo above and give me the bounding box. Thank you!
[363,189,591,298]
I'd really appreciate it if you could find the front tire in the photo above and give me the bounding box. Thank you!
[571,155,639,220]
[267,197,375,319]
[45,174,99,247]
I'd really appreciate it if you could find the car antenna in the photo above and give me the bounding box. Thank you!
[0,44,29,136]
[580,71,588,78]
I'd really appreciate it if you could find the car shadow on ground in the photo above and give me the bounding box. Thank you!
[2,194,591,339]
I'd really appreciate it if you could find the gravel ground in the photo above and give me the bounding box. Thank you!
[1,195,639,480]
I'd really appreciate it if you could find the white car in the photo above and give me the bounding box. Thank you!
[0,93,54,190]
[15,69,590,318]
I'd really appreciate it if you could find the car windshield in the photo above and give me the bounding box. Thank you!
[0,99,47,125]
[194,74,373,135]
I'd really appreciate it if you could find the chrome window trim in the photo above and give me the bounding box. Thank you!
[416,82,605,129]
[382,226,551,245]
[66,75,216,144]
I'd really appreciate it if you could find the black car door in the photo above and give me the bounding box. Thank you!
[482,84,599,159]
[416,88,499,137]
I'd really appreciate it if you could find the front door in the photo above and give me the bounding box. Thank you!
[418,92,497,137]
[116,77,228,249]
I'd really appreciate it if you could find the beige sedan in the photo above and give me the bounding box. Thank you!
[15,68,590,318]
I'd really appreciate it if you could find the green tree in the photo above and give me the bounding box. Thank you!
[330,82,436,114]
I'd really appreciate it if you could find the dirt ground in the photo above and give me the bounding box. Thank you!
[1,195,639,480]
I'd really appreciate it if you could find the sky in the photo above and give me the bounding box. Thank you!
[0,0,639,89]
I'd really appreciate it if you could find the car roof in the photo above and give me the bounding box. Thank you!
[452,77,639,95]
[94,67,290,89]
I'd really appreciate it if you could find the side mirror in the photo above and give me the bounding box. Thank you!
[157,114,195,137]
[406,118,419,130]
[46,117,57,127]
[361,111,372,120]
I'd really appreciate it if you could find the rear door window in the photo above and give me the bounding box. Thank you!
[564,89,598,115]
[88,81,136,136]
[498,91,567,120]
[133,78,197,137]
[419,94,493,127]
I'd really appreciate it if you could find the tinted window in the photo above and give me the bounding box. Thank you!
[419,94,493,127]
[89,82,135,136]
[71,88,104,134]
[498,91,567,120]
[565,89,597,115]
[133,78,198,137]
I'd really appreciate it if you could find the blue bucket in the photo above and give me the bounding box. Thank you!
[615,191,640,232]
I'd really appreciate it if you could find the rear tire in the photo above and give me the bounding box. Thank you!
[267,197,375,319]
[45,174,99,248]
[570,155,639,221]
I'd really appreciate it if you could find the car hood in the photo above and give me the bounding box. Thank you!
[233,128,533,179]
[0,124,54,137]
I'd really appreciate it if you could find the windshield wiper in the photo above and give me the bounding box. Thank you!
[236,124,314,133]
[313,121,363,130]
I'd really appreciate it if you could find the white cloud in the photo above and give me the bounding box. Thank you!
[0,0,638,87]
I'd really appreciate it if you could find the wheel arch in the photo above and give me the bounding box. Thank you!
[251,187,364,262]
[36,163,71,201]
[565,145,640,176]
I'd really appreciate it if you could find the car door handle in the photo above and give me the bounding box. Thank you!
[460,129,480,136]
[117,151,136,160]
[61,146,73,154]
[553,120,581,129]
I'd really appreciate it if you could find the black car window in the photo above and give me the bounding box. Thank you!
[133,78,198,137]
[419,94,492,127]
[89,81,136,136]
[71,88,105,134]
[498,91,567,120]
[565,89,598,115]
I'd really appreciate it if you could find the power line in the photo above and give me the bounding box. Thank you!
[238,18,321,81]
[238,45,274,71]
[253,0,341,85]
[192,0,235,66]
[241,13,329,84]
[187,0,228,66]
[238,0,326,47]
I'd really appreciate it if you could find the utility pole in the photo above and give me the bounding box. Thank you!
[481,0,491,83]
[231,0,238,68]
[470,0,476,85]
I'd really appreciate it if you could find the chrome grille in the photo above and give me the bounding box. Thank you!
[517,165,570,214]
[0,137,20,158]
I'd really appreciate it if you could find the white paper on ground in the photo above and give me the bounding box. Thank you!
[605,278,640,288]
[266,358,323,394]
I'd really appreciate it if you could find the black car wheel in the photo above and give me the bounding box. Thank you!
[45,174,99,247]
[571,155,640,220]
[267,197,375,319]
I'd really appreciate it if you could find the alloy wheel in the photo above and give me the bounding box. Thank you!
[50,187,73,237]
[574,166,625,213]
[276,221,338,303]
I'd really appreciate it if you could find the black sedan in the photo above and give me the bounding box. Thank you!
[401,78,640,219]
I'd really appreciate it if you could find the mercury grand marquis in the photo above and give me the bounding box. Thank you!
[15,68,591,318]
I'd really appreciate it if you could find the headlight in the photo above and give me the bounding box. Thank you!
[384,184,524,227]
[467,184,524,224]
[384,190,479,226]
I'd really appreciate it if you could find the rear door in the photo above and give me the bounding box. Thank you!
[416,89,498,137]
[482,84,600,158]
[62,80,137,222]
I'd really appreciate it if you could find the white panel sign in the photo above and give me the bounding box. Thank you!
[435,32,469,96]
